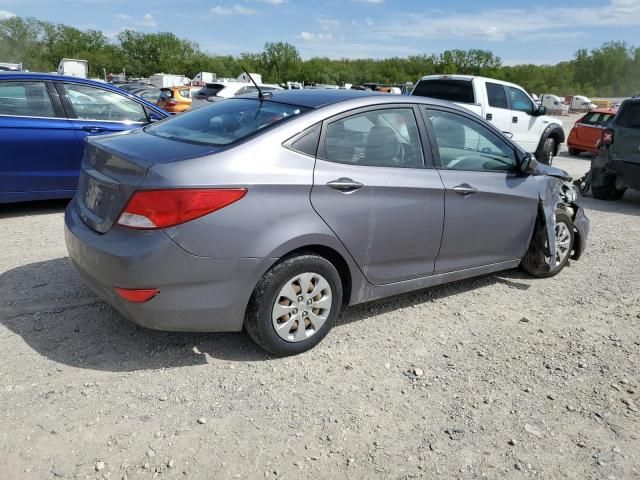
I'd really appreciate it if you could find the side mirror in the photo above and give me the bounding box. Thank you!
[519,153,538,175]
[534,105,547,116]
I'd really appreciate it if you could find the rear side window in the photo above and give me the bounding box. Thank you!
[322,108,424,168]
[412,79,475,104]
[616,102,640,128]
[486,83,508,109]
[146,98,308,146]
[0,81,55,117]
[287,124,321,157]
[63,83,148,123]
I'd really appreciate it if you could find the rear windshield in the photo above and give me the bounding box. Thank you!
[196,84,226,97]
[145,98,308,146]
[413,79,475,104]
[616,102,640,128]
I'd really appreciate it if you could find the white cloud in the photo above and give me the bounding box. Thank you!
[259,0,286,4]
[317,17,340,31]
[115,13,156,27]
[371,0,640,42]
[210,5,258,15]
[0,10,15,19]
[298,31,333,41]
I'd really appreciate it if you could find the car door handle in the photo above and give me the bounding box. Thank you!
[486,113,493,121]
[81,126,107,133]
[452,184,478,196]
[326,178,364,193]
[512,116,518,123]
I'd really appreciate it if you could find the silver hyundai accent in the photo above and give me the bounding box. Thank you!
[65,89,589,355]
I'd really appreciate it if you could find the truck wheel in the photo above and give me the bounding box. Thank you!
[245,254,343,356]
[521,210,574,278]
[592,173,626,201]
[538,138,556,165]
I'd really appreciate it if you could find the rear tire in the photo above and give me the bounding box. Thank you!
[591,172,626,200]
[568,147,582,156]
[521,210,574,278]
[245,254,343,356]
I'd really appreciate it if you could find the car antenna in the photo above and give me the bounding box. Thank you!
[242,66,271,101]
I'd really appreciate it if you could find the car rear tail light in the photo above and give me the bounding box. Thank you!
[115,287,160,303]
[117,188,247,229]
[601,128,614,145]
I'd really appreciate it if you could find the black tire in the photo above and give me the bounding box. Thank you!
[591,173,626,200]
[538,137,556,165]
[568,147,582,156]
[245,254,343,356]
[521,210,574,278]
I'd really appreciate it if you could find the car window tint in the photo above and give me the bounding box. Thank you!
[486,83,508,109]
[507,87,534,115]
[600,114,615,125]
[616,102,640,128]
[289,124,321,157]
[427,109,516,172]
[63,83,148,123]
[0,81,55,117]
[146,98,307,146]
[412,79,475,103]
[323,108,424,168]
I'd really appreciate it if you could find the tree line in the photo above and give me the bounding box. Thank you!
[1,16,639,97]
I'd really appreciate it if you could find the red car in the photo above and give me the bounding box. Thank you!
[567,108,616,155]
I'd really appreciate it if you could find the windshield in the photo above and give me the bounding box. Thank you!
[146,98,308,146]
[196,84,226,97]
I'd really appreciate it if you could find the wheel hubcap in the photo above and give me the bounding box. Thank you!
[271,272,332,343]
[554,221,571,267]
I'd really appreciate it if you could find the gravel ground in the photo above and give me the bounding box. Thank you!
[1,122,639,479]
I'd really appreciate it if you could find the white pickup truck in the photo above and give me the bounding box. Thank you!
[412,75,565,164]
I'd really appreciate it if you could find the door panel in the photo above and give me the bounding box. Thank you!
[424,108,539,272]
[507,86,542,152]
[0,80,79,194]
[311,107,445,285]
[436,170,539,272]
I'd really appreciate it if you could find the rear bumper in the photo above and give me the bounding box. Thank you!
[64,200,274,332]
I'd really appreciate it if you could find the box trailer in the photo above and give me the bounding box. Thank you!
[192,72,216,86]
[149,74,189,88]
[57,59,88,78]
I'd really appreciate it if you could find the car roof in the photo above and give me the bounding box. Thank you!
[258,89,383,108]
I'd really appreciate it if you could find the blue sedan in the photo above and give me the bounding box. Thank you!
[0,72,169,203]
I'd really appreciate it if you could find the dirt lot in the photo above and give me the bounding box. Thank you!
[1,126,639,479]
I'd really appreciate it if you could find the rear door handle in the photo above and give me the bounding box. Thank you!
[327,178,364,193]
[81,126,107,134]
[512,116,518,123]
[486,113,493,121]
[452,184,478,196]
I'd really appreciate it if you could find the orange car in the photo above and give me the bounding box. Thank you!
[567,108,616,155]
[157,87,192,113]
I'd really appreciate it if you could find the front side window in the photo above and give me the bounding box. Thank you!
[507,87,534,115]
[323,108,424,168]
[486,83,508,109]
[146,98,307,146]
[427,109,517,172]
[0,81,55,117]
[63,83,147,123]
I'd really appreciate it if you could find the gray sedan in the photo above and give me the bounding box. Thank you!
[65,89,589,355]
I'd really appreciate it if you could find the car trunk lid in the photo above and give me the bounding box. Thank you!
[76,129,219,233]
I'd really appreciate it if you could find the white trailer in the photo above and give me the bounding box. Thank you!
[237,72,262,84]
[192,72,216,86]
[57,59,88,78]
[568,95,597,112]
[540,94,569,115]
[0,62,22,71]
[149,73,189,88]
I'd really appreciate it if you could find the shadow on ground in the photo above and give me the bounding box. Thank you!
[1,257,532,372]
[0,199,69,219]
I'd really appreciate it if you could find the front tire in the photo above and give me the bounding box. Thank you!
[538,137,556,165]
[245,254,343,356]
[521,210,574,278]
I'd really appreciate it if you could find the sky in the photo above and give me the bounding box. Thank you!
[1,0,640,64]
